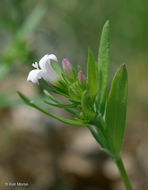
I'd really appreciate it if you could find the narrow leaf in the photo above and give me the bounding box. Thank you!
[43,90,58,103]
[81,91,96,121]
[43,90,79,116]
[87,49,97,97]
[44,100,78,108]
[105,64,128,155]
[87,126,104,147]
[39,79,69,98]
[18,92,86,126]
[97,20,110,115]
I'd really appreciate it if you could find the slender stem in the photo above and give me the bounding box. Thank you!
[113,155,133,190]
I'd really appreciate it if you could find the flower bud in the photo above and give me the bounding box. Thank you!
[72,89,76,94]
[62,58,72,76]
[78,72,86,84]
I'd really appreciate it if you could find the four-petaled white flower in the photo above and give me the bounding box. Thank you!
[27,54,59,84]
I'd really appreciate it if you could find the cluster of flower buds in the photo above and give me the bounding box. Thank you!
[26,53,96,125]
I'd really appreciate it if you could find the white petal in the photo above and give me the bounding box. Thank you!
[39,54,49,70]
[27,69,44,84]
[48,54,58,62]
[42,70,59,83]
[39,54,58,70]
[27,69,59,84]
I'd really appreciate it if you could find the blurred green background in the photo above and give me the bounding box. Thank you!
[0,0,148,190]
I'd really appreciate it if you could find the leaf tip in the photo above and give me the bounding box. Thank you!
[121,64,126,68]
[103,20,110,29]
[17,91,21,97]
[121,64,128,74]
[105,19,110,25]
[88,48,92,55]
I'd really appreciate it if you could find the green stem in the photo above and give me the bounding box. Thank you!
[113,155,133,190]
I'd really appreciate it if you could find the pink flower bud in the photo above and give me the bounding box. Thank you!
[62,58,72,76]
[78,72,86,84]
[72,89,76,94]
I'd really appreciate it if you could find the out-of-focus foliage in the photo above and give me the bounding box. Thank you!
[1,0,148,108]
[1,0,148,64]
[0,1,148,189]
[0,0,47,107]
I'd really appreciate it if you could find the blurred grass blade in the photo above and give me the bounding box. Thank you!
[97,20,110,115]
[0,64,9,81]
[0,92,21,108]
[18,3,47,39]
[87,49,97,97]
[18,92,85,126]
[105,65,128,155]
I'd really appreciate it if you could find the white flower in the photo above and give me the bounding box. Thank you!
[27,54,59,84]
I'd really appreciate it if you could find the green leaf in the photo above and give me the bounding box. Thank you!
[81,91,96,121]
[43,90,58,103]
[43,90,80,116]
[51,60,62,75]
[97,20,110,115]
[88,125,113,157]
[39,79,69,98]
[44,100,78,108]
[87,126,104,147]
[105,64,128,155]
[68,83,81,102]
[78,65,82,72]
[18,92,86,126]
[87,49,97,97]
